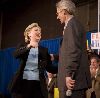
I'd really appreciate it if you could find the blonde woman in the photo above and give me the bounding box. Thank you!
[9,23,57,98]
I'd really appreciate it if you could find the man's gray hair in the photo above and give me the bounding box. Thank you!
[56,0,76,15]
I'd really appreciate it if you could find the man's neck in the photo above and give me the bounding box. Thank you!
[65,15,73,26]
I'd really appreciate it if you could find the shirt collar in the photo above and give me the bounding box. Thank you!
[64,15,74,30]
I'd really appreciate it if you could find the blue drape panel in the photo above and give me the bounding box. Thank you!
[40,37,62,54]
[0,48,19,97]
[0,37,62,97]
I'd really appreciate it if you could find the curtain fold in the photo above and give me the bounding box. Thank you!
[0,48,20,97]
[40,37,62,54]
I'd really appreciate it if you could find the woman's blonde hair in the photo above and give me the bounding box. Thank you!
[24,23,41,43]
[56,0,76,15]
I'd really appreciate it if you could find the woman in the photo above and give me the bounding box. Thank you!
[9,23,57,98]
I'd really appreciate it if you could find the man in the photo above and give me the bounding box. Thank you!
[87,56,100,98]
[56,0,92,98]
[46,72,57,98]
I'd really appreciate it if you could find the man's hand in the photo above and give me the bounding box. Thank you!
[66,77,75,90]
[90,65,96,78]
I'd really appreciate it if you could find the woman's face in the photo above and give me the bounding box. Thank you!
[28,27,41,42]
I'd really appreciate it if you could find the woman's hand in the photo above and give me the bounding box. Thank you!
[27,42,38,48]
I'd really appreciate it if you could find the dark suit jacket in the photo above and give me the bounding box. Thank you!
[47,75,57,98]
[93,67,100,98]
[86,67,100,98]
[58,17,92,94]
[8,44,57,98]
